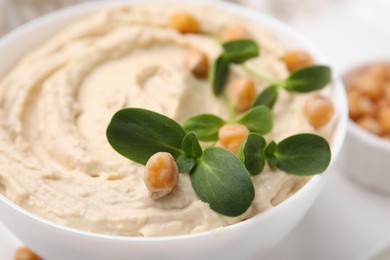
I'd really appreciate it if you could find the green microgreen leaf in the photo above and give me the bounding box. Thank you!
[284,65,331,93]
[222,39,260,64]
[176,154,198,173]
[190,147,255,217]
[265,141,278,169]
[265,140,277,155]
[182,132,202,158]
[183,114,225,142]
[252,85,278,109]
[237,133,266,176]
[223,93,237,122]
[106,108,185,165]
[209,55,229,96]
[275,133,331,175]
[237,106,273,135]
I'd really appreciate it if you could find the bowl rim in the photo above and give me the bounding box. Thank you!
[348,119,390,150]
[0,0,348,242]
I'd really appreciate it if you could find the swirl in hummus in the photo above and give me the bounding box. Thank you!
[0,4,331,237]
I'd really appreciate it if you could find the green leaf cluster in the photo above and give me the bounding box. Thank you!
[238,133,331,176]
[105,39,334,219]
[253,65,332,109]
[183,105,272,142]
[209,39,260,95]
[107,108,254,217]
[106,108,331,217]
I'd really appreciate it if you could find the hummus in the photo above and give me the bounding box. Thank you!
[0,4,327,237]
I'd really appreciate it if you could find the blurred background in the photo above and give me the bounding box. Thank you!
[0,0,342,37]
[1,0,389,71]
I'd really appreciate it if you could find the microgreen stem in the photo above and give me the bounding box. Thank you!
[243,62,276,84]
[209,141,217,147]
[274,80,285,89]
[223,93,237,122]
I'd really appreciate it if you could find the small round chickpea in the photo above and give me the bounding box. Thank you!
[221,25,251,41]
[282,50,313,72]
[347,89,375,119]
[347,89,361,119]
[304,95,334,128]
[350,74,385,101]
[183,48,209,78]
[144,152,179,200]
[356,116,382,136]
[227,77,256,112]
[217,123,250,154]
[378,107,390,134]
[384,86,390,102]
[366,63,390,83]
[345,63,390,139]
[14,247,41,260]
[375,97,390,111]
[170,12,199,34]
[383,134,390,140]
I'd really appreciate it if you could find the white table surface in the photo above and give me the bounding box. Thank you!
[264,161,390,260]
[1,0,390,259]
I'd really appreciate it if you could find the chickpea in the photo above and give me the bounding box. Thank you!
[227,77,256,112]
[345,63,390,139]
[14,247,41,260]
[347,90,361,119]
[378,107,390,134]
[221,25,251,41]
[385,86,390,102]
[144,152,179,200]
[356,116,382,136]
[282,50,313,72]
[366,63,390,83]
[375,97,390,111]
[347,89,375,120]
[170,12,199,34]
[304,95,334,128]
[350,74,384,101]
[217,123,250,154]
[183,48,209,78]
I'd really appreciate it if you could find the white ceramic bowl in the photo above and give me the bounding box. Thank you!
[338,61,390,195]
[0,1,348,259]
[340,104,390,195]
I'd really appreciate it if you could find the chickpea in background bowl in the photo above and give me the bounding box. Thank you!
[344,63,390,138]
[340,62,390,195]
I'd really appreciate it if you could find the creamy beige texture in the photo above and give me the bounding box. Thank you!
[0,4,322,237]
